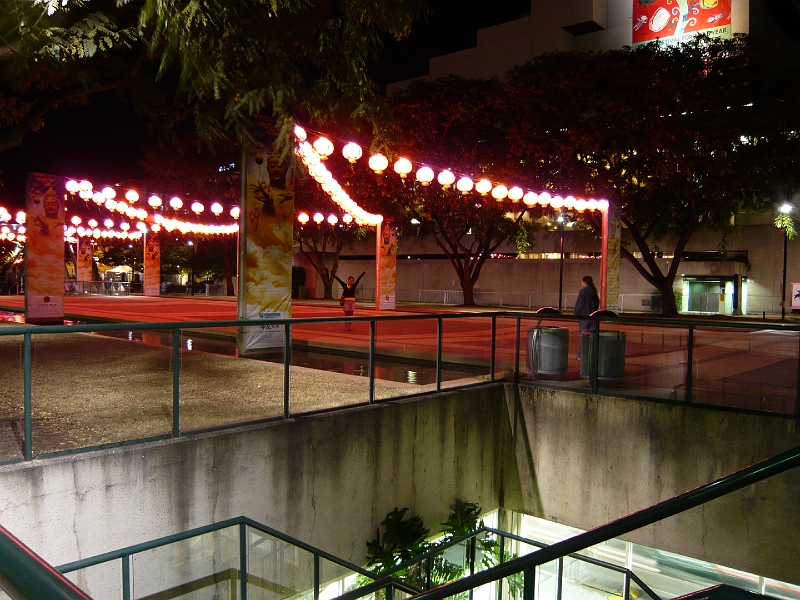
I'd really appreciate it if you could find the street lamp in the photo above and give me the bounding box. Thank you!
[776,203,796,320]
[557,214,565,310]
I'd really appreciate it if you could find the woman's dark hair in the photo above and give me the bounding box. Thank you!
[582,275,597,293]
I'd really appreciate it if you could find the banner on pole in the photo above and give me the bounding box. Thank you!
[376,218,397,310]
[76,237,93,283]
[240,146,294,351]
[606,204,622,312]
[144,234,161,296]
[26,173,65,322]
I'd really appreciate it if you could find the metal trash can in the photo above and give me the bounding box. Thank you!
[580,331,626,380]
[527,326,570,375]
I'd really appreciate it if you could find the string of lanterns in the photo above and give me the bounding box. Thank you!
[294,125,609,213]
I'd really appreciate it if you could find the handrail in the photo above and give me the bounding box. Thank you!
[404,444,800,600]
[0,524,91,600]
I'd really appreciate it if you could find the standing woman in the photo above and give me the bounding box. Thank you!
[334,271,366,331]
[574,275,600,359]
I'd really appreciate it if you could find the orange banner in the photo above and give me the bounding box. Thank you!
[144,234,161,296]
[26,173,65,322]
[376,219,397,310]
[633,0,731,46]
[240,146,294,351]
[76,237,93,283]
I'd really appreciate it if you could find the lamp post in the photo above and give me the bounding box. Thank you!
[776,203,795,321]
[188,239,195,296]
[557,213,565,311]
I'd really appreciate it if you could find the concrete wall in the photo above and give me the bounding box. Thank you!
[504,385,800,584]
[0,387,505,574]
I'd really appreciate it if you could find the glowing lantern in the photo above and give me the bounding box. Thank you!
[88,219,98,228]
[120,222,130,231]
[550,196,564,209]
[79,180,93,192]
[342,213,353,224]
[125,190,139,203]
[508,187,524,202]
[148,195,162,208]
[563,196,576,209]
[368,154,389,174]
[105,199,117,211]
[313,137,334,159]
[102,187,116,199]
[151,224,162,232]
[492,185,508,201]
[79,190,93,200]
[538,192,552,206]
[65,180,80,194]
[136,222,147,232]
[136,209,147,220]
[523,192,538,206]
[126,207,137,219]
[342,142,363,163]
[313,212,324,224]
[327,214,339,225]
[70,216,81,226]
[437,170,455,188]
[15,211,25,224]
[191,202,204,215]
[170,197,183,210]
[587,199,598,211]
[116,201,128,213]
[91,192,104,205]
[416,167,435,185]
[394,158,413,178]
[211,202,223,216]
[598,200,609,211]
[298,213,310,224]
[294,125,307,141]
[104,219,114,228]
[475,179,492,195]
[230,206,240,220]
[456,177,474,194]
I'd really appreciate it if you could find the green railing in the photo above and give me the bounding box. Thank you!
[1,310,799,462]
[53,516,418,600]
[345,444,800,600]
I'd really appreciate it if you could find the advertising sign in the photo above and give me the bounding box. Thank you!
[633,0,731,46]
[791,283,800,310]
[26,173,65,323]
[239,146,294,351]
[76,236,93,283]
[144,234,161,296]
[376,218,397,310]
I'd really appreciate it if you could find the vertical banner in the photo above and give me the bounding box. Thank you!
[632,0,731,46]
[601,204,622,312]
[26,173,65,323]
[144,233,161,296]
[239,146,294,351]
[376,218,397,310]
[77,237,93,283]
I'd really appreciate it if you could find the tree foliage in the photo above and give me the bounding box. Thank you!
[499,35,800,315]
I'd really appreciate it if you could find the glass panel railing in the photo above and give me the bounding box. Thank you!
[0,330,23,462]
[374,316,439,400]
[289,320,370,411]
[439,316,493,390]
[765,578,800,600]
[691,327,798,413]
[246,526,315,600]
[320,556,371,600]
[131,524,240,599]
[31,327,173,455]
[63,558,122,599]
[562,555,625,600]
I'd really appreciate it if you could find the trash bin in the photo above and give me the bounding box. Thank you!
[527,326,570,375]
[580,331,626,380]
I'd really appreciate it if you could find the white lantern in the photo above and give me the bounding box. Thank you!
[368,154,389,174]
[538,192,552,206]
[342,142,363,163]
[211,202,223,216]
[230,206,240,220]
[65,180,80,194]
[394,158,413,178]
[70,215,81,226]
[148,195,162,208]
[523,192,538,206]
[327,214,339,225]
[456,177,474,194]
[587,199,598,211]
[342,213,353,224]
[313,212,324,224]
[125,189,139,203]
[92,192,105,205]
[437,170,455,188]
[293,125,307,141]
[416,167,435,185]
[102,186,116,199]
[313,137,334,159]
[191,202,204,215]
[475,179,492,195]
[574,199,588,212]
[170,197,183,210]
[563,196,576,209]
[598,199,609,211]
[79,180,93,192]
[491,185,508,201]
[508,187,524,202]
[298,213,310,224]
[550,196,564,209]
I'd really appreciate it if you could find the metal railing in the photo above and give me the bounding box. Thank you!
[64,281,130,296]
[1,311,800,462]
[332,444,800,600]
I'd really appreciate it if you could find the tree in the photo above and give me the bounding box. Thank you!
[500,35,800,315]
[374,77,540,306]
[0,0,144,153]
[294,173,368,299]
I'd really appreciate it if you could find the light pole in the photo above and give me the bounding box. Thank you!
[776,203,795,321]
[188,239,195,296]
[557,213,565,311]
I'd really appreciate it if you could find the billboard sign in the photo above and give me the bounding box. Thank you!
[633,0,731,46]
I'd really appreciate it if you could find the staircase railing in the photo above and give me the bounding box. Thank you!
[333,444,800,600]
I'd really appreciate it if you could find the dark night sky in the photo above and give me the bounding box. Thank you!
[0,0,531,210]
